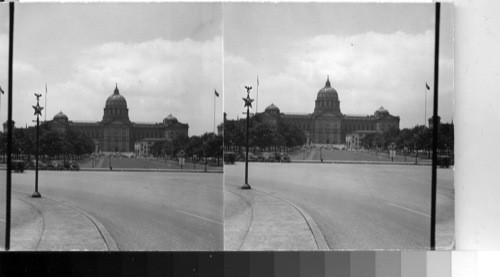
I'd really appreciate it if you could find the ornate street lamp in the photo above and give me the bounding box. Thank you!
[241,86,254,190]
[32,93,43,198]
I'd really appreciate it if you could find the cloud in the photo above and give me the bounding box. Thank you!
[224,30,454,128]
[1,33,46,124]
[12,36,223,136]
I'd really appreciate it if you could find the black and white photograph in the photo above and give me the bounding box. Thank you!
[223,3,454,250]
[0,3,224,251]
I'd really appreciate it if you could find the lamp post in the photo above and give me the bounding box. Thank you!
[242,86,254,190]
[32,93,43,198]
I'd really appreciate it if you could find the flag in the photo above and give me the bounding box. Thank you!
[45,83,47,94]
[257,76,259,86]
[214,89,219,97]
[0,86,4,94]
[425,82,430,90]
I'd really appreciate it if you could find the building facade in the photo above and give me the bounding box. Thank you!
[260,77,400,145]
[48,85,189,153]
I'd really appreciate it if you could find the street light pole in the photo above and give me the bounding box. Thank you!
[242,86,253,190]
[32,93,43,198]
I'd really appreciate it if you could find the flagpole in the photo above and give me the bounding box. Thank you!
[256,76,259,114]
[44,84,47,122]
[213,90,216,133]
[424,85,427,127]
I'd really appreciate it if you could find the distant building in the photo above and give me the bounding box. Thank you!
[217,122,224,136]
[134,138,164,157]
[428,115,441,129]
[259,77,400,144]
[48,84,189,153]
[2,120,15,133]
[345,130,379,150]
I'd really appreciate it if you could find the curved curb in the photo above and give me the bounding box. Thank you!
[54,199,119,251]
[11,194,45,250]
[223,188,254,251]
[252,187,330,250]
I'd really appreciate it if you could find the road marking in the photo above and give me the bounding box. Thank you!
[384,202,430,218]
[174,209,223,225]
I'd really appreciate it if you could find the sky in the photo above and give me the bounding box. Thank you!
[0,3,223,136]
[1,2,453,135]
[223,3,454,129]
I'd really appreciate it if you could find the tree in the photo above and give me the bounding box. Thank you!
[223,120,244,152]
[251,123,276,150]
[185,135,204,159]
[150,141,164,157]
[360,133,376,149]
[382,127,400,149]
[40,130,65,159]
[439,123,454,155]
[65,130,94,158]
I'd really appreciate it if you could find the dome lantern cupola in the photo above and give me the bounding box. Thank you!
[325,75,331,88]
[314,76,341,115]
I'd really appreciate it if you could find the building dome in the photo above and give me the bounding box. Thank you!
[316,76,339,101]
[53,111,68,120]
[374,106,390,117]
[102,84,130,122]
[164,114,178,124]
[265,103,280,114]
[105,84,127,109]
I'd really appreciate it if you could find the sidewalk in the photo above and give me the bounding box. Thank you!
[7,192,116,251]
[224,184,328,251]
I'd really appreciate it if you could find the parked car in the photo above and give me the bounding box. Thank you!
[24,160,47,170]
[47,160,64,170]
[280,153,291,163]
[12,160,25,173]
[437,155,454,168]
[69,161,80,171]
[261,152,275,162]
[224,152,236,164]
[273,152,282,161]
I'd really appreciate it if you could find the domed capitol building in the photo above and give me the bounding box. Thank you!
[48,84,188,153]
[260,77,400,147]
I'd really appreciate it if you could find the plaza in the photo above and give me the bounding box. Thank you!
[0,170,223,250]
[225,160,454,250]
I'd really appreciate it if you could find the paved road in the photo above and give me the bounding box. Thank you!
[1,170,223,250]
[225,162,454,250]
